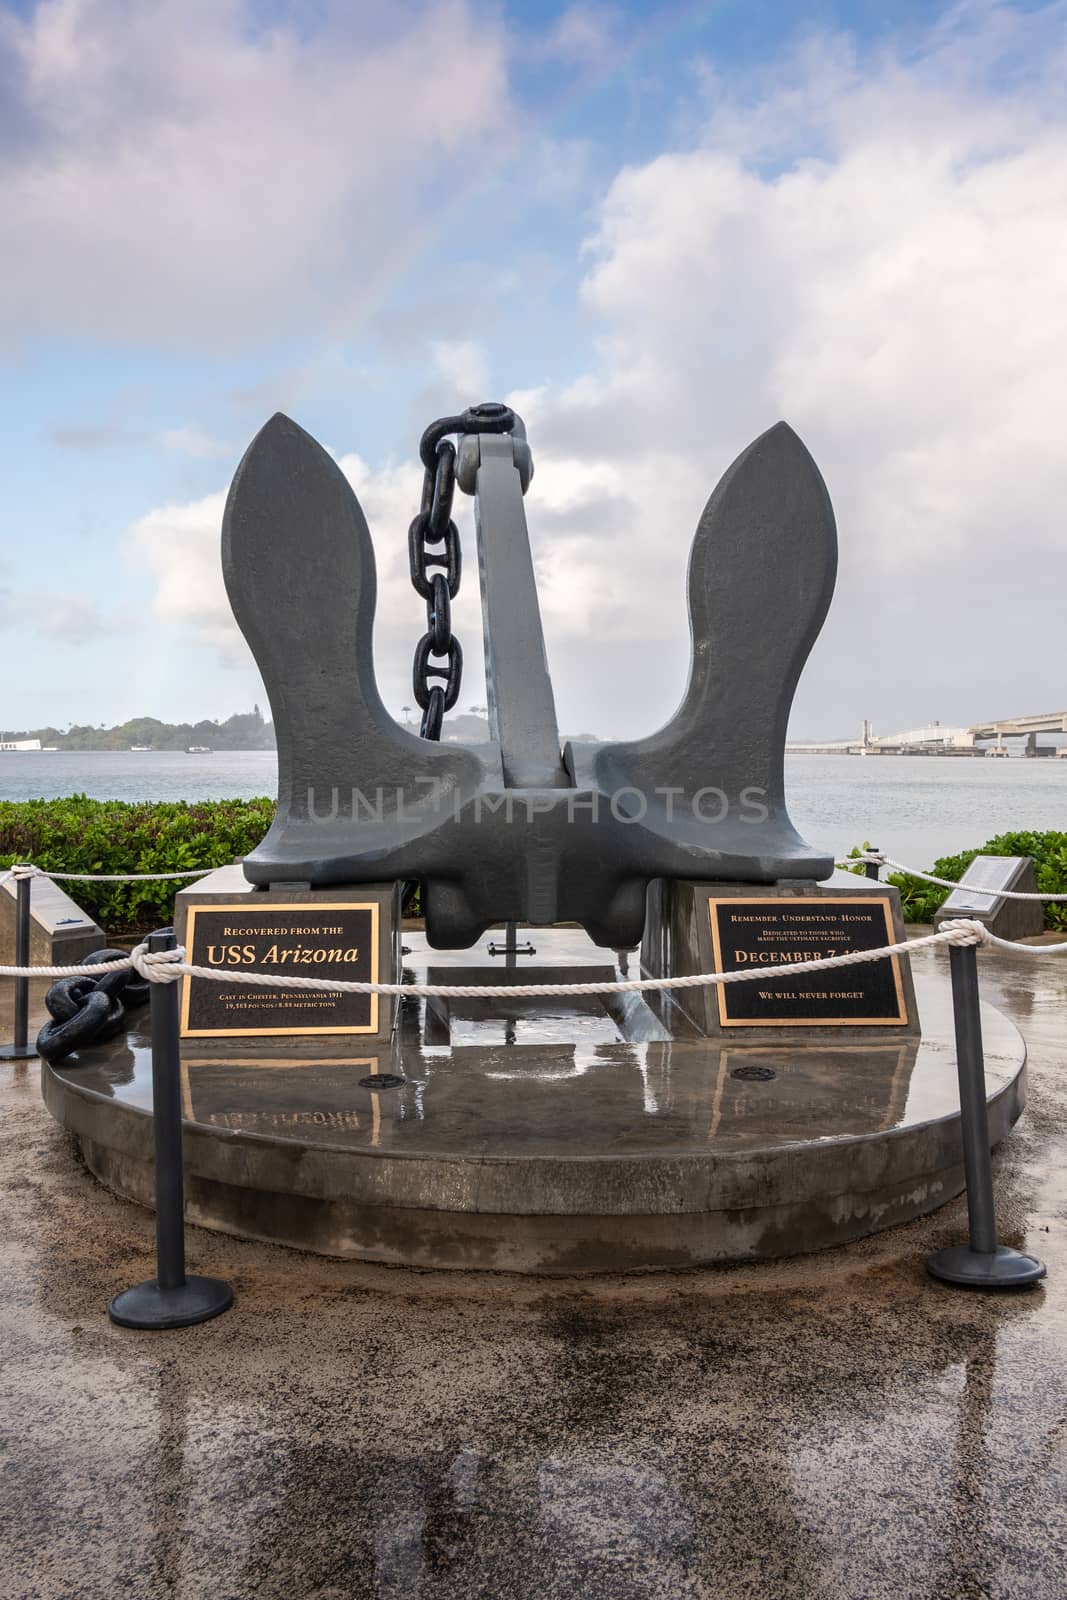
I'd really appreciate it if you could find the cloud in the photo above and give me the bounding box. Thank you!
[537,5,623,68]
[49,421,130,450]
[501,1,1067,736]
[0,0,511,348]
[156,427,231,459]
[28,590,103,644]
[127,487,234,656]
[429,341,492,405]
[124,442,484,714]
[127,2,1067,741]
[0,586,104,644]
[48,418,229,456]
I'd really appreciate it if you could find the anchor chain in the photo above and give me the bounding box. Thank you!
[36,947,150,1063]
[408,402,515,740]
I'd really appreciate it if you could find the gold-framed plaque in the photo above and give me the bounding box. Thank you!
[707,895,908,1029]
[180,901,380,1038]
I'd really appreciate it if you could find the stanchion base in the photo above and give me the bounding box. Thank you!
[0,1043,38,1060]
[927,1244,1046,1289]
[109,1275,234,1329]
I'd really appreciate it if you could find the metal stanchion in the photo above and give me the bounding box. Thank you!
[1,871,38,1060]
[927,935,1045,1289]
[109,928,234,1329]
[864,849,880,883]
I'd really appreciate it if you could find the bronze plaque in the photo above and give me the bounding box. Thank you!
[180,901,379,1038]
[707,896,908,1028]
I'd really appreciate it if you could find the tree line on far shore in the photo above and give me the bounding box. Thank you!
[4,707,275,751]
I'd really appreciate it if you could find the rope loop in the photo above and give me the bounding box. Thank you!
[129,943,187,986]
[936,917,991,945]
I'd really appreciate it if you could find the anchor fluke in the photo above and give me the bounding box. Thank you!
[565,422,836,884]
[223,411,490,900]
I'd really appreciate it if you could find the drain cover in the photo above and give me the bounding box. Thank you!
[359,1073,407,1090]
[730,1064,777,1082]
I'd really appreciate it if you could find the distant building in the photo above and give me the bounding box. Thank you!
[0,739,42,751]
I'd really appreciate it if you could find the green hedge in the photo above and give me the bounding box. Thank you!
[845,831,1067,929]
[0,795,275,935]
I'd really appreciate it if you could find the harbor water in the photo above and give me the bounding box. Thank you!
[0,750,1063,871]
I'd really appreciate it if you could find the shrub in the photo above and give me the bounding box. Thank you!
[0,795,275,935]
[845,832,1067,929]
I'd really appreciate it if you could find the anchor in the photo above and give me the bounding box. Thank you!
[222,409,837,949]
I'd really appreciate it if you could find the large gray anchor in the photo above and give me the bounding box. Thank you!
[222,410,836,949]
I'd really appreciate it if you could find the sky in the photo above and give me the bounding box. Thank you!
[0,0,1064,742]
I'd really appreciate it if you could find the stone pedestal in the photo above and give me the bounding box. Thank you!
[0,874,103,966]
[641,870,919,1042]
[935,855,1044,940]
[174,865,399,1048]
[41,936,1024,1273]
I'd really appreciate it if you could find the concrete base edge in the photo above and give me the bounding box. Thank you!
[44,1062,1026,1275]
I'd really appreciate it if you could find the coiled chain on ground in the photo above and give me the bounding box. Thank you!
[37,948,150,1063]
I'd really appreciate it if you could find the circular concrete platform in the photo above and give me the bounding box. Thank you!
[41,935,1027,1274]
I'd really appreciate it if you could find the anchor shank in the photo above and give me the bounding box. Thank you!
[468,433,569,789]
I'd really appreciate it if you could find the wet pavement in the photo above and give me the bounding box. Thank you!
[2,934,1066,1598]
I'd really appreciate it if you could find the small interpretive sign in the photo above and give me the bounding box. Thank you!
[180,901,379,1038]
[707,896,908,1029]
[939,856,1026,915]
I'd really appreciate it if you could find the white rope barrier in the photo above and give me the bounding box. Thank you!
[1,918,1056,998]
[838,853,1067,901]
[0,857,1063,1000]
[975,927,1067,955]
[146,923,987,998]
[1,862,213,885]
[5,855,1065,901]
[0,956,135,981]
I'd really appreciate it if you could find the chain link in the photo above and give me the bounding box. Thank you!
[36,947,150,1063]
[407,402,515,740]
